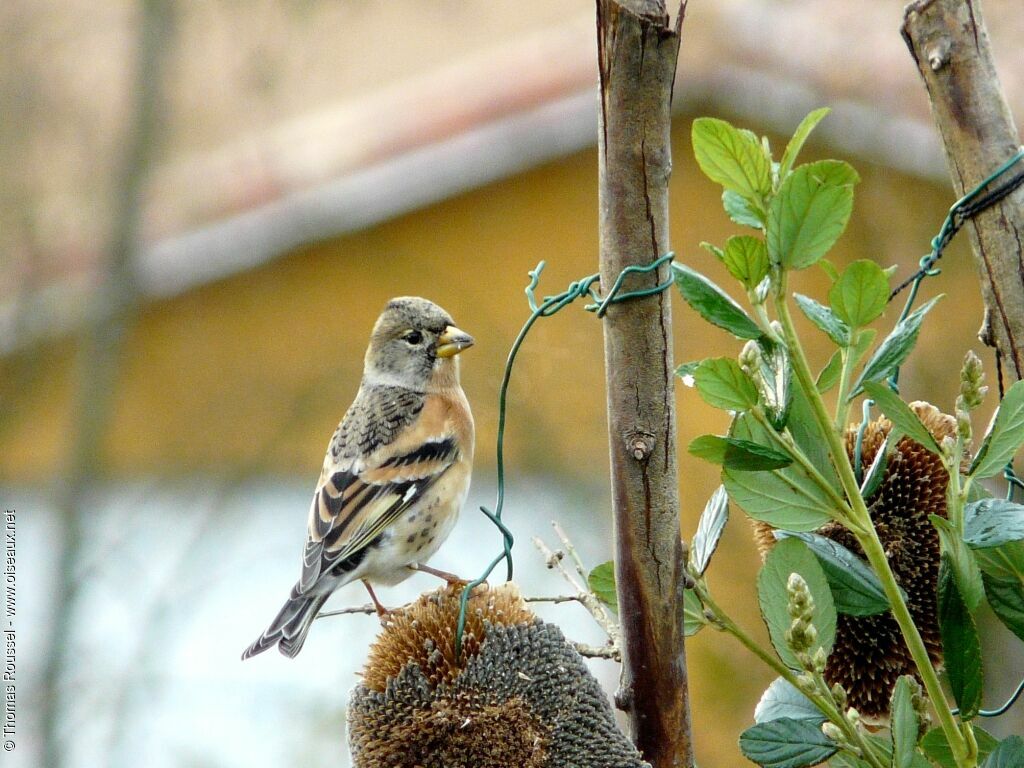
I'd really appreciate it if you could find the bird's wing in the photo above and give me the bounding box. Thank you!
[299,431,461,593]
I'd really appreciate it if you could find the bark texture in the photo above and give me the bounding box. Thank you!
[902,0,1024,380]
[596,1,693,766]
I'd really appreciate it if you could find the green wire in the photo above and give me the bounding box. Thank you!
[454,252,675,654]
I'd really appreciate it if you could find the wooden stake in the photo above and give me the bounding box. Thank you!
[902,0,1024,380]
[596,1,693,765]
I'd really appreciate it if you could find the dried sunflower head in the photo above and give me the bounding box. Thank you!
[348,583,647,768]
[750,402,955,721]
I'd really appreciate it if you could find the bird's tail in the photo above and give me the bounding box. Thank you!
[241,586,330,660]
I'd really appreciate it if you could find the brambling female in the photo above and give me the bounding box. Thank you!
[243,297,474,659]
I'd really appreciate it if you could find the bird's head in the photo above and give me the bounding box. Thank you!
[364,297,474,391]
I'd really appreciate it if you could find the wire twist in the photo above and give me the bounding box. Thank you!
[455,252,675,653]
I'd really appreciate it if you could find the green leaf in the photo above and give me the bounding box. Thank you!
[829,260,889,327]
[983,736,1024,767]
[776,531,891,616]
[932,515,984,610]
[889,676,920,768]
[975,538,1024,582]
[970,380,1024,479]
[964,499,1024,548]
[588,561,617,612]
[849,297,942,397]
[691,485,729,576]
[757,537,837,668]
[683,588,707,636]
[692,117,773,203]
[757,338,793,429]
[723,189,765,229]
[921,727,999,768]
[767,160,859,270]
[860,429,898,502]
[816,350,843,394]
[689,435,793,470]
[739,718,837,768]
[788,375,842,492]
[754,678,825,724]
[700,241,725,261]
[937,560,983,719]
[779,108,830,181]
[694,357,760,411]
[724,414,836,531]
[723,235,770,290]
[862,382,941,456]
[794,293,851,346]
[850,328,877,366]
[673,263,764,340]
[982,572,1024,643]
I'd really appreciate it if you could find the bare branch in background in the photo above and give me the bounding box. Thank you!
[37,2,176,766]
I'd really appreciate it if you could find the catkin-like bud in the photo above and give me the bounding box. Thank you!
[955,396,972,443]
[959,351,987,411]
[739,340,762,378]
[821,722,845,744]
[830,682,847,709]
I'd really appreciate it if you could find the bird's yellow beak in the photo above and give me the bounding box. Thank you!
[436,325,474,358]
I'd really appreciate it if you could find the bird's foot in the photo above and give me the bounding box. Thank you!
[361,579,391,621]
[409,562,467,586]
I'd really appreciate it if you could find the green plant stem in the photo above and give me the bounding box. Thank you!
[833,345,857,429]
[774,281,973,766]
[694,583,888,768]
[749,408,856,526]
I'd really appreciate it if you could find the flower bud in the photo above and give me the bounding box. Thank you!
[959,350,987,411]
[821,722,845,744]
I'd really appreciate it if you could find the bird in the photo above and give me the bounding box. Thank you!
[242,297,475,659]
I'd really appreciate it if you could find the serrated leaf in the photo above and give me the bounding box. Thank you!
[692,117,773,203]
[862,382,941,456]
[964,499,1024,548]
[673,263,764,340]
[689,435,793,470]
[975,537,1024,582]
[691,485,729,576]
[776,531,891,616]
[937,560,983,719]
[922,727,999,768]
[932,516,984,610]
[816,350,843,394]
[739,717,837,768]
[723,235,770,291]
[694,357,760,411]
[982,572,1024,643]
[683,588,707,636]
[890,676,920,768]
[588,561,617,612]
[983,737,1024,768]
[829,260,889,328]
[849,297,942,397]
[758,537,837,668]
[779,108,831,181]
[754,678,825,724]
[724,413,836,531]
[794,293,851,346]
[767,160,859,270]
[723,189,765,229]
[970,380,1024,479]
[757,338,793,429]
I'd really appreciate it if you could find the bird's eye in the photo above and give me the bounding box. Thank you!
[403,330,423,345]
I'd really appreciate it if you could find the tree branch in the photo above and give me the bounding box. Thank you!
[597,0,693,764]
